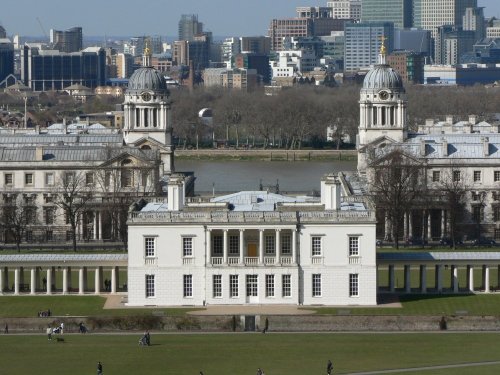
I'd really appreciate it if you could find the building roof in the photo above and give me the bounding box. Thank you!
[362,63,404,91]
[211,191,307,211]
[127,67,168,94]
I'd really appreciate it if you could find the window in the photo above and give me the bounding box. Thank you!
[145,275,155,297]
[4,173,13,185]
[213,275,222,298]
[282,274,291,297]
[183,237,193,257]
[230,275,239,298]
[472,206,483,222]
[26,230,33,242]
[44,208,54,225]
[472,192,483,201]
[495,228,500,241]
[349,236,359,256]
[312,274,321,297]
[495,171,500,182]
[246,274,258,297]
[349,274,359,297]
[229,235,239,254]
[312,236,322,256]
[85,172,94,185]
[46,230,53,241]
[494,206,500,222]
[24,173,33,185]
[183,274,193,297]
[265,235,275,254]
[104,171,111,188]
[213,235,223,255]
[44,194,53,203]
[145,237,156,257]
[281,235,291,254]
[453,170,461,182]
[141,171,149,187]
[265,274,275,297]
[65,172,75,185]
[121,170,132,187]
[45,173,54,186]
[433,170,441,182]
[473,171,481,182]
[66,230,73,241]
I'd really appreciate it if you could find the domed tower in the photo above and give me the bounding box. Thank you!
[358,39,407,150]
[123,44,174,174]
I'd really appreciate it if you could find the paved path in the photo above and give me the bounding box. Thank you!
[344,360,500,374]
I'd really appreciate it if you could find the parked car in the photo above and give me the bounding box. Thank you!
[406,237,428,246]
[439,237,464,246]
[472,237,496,246]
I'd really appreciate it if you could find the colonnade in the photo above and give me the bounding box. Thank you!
[206,228,298,266]
[383,209,449,241]
[380,263,500,294]
[0,265,123,295]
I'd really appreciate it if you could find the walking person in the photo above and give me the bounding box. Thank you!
[4,324,8,334]
[46,325,52,340]
[96,361,103,375]
[327,359,333,375]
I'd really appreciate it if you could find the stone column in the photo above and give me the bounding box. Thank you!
[98,212,102,240]
[485,265,491,293]
[384,212,390,241]
[435,265,442,293]
[223,229,228,265]
[420,265,427,293]
[239,229,244,265]
[389,265,395,292]
[46,268,52,295]
[30,268,36,295]
[275,229,281,264]
[83,267,88,292]
[441,210,446,238]
[404,265,411,293]
[0,267,3,294]
[93,212,97,240]
[408,211,413,239]
[111,267,117,294]
[94,267,100,295]
[467,265,474,292]
[206,229,212,265]
[259,229,264,265]
[14,268,19,295]
[403,212,408,239]
[292,229,297,265]
[427,210,432,241]
[79,267,84,295]
[452,265,459,293]
[62,268,68,295]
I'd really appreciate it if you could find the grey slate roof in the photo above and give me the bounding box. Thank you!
[0,254,128,262]
[0,134,123,146]
[378,252,500,262]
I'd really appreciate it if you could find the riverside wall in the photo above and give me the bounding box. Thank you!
[4,315,500,334]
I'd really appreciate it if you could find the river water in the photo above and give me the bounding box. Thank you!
[176,160,357,194]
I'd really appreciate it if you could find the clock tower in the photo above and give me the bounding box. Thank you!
[123,44,174,173]
[357,39,407,173]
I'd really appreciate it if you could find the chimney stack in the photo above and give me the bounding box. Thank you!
[167,174,185,211]
[483,137,489,157]
[442,138,448,157]
[321,173,342,210]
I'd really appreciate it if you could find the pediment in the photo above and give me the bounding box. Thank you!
[358,135,398,152]
[130,137,169,151]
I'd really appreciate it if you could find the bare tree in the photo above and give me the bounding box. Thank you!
[52,171,95,252]
[436,166,469,249]
[368,149,426,249]
[0,194,38,252]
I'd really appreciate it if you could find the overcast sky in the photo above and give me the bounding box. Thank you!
[1,0,499,38]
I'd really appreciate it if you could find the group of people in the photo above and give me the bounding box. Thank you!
[46,322,64,340]
[103,279,112,292]
[37,309,51,317]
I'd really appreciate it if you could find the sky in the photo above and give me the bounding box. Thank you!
[1,0,500,38]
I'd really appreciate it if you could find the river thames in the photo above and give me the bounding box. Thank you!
[176,160,357,194]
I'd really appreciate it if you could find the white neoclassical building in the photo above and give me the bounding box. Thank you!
[127,174,377,307]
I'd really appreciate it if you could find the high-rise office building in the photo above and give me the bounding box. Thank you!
[463,7,485,41]
[413,0,477,37]
[178,14,203,42]
[0,25,6,38]
[344,22,395,72]
[240,36,271,55]
[327,0,361,22]
[361,0,413,29]
[296,6,331,18]
[435,26,475,65]
[50,27,83,53]
[21,46,106,91]
[0,38,14,83]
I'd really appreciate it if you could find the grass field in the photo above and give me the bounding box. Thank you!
[2,332,500,374]
[3,294,500,318]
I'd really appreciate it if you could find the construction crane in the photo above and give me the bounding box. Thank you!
[36,17,49,41]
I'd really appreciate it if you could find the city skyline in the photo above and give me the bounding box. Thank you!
[1,0,499,38]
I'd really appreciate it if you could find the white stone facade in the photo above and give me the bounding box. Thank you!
[127,175,377,307]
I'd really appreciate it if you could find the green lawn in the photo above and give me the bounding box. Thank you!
[1,333,500,374]
[0,296,197,317]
